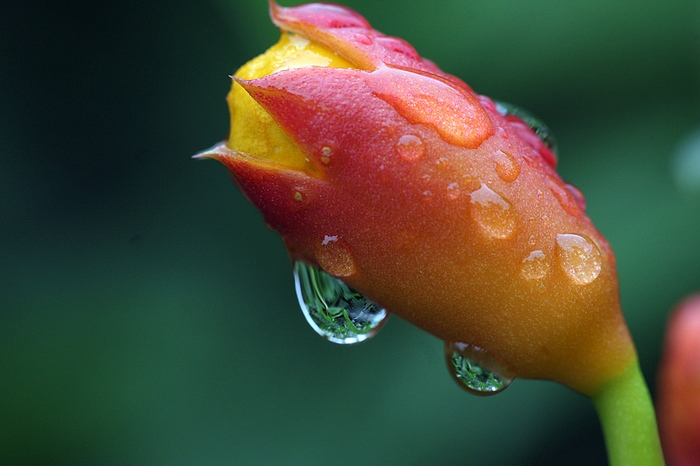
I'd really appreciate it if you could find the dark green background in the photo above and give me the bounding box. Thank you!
[2,1,699,464]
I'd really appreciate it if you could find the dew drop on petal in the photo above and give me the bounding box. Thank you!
[319,146,333,165]
[469,184,517,239]
[492,149,521,183]
[315,235,357,277]
[446,182,461,200]
[521,250,549,280]
[555,234,602,285]
[395,134,424,162]
[369,67,493,148]
[445,341,514,395]
[294,261,388,345]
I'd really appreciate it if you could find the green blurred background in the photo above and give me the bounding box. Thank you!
[2,1,699,464]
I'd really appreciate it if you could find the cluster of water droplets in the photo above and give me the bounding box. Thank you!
[293,261,514,394]
[290,103,602,391]
[517,234,602,286]
[293,261,388,344]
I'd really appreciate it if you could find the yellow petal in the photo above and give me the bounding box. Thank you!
[227,32,354,172]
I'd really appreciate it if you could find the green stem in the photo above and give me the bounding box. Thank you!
[592,361,665,466]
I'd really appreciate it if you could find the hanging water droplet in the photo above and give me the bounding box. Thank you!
[469,184,517,239]
[294,261,388,345]
[395,134,424,162]
[521,250,549,280]
[492,149,521,182]
[445,341,514,395]
[555,234,602,285]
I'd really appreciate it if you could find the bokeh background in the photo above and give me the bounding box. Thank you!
[2,1,699,464]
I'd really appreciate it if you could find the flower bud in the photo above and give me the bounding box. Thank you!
[658,295,700,465]
[199,1,636,396]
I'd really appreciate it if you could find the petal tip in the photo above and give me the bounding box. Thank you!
[192,142,230,162]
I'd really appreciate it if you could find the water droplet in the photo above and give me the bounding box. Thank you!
[445,341,514,395]
[446,182,461,200]
[547,175,581,217]
[315,235,357,277]
[469,184,517,239]
[294,261,388,345]
[492,149,521,182]
[555,234,602,285]
[319,146,333,165]
[521,250,549,280]
[395,134,424,162]
[369,67,493,148]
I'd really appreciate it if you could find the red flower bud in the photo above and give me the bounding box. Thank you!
[199,1,637,396]
[658,295,700,465]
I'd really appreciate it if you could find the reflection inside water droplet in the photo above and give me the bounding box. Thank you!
[445,341,513,395]
[470,184,517,239]
[555,234,602,285]
[294,261,388,345]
